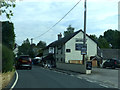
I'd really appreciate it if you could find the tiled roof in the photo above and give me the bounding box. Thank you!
[46,30,97,48]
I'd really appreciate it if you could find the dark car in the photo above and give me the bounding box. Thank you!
[103,58,120,69]
[16,55,32,70]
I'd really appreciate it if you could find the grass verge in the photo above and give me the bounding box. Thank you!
[2,69,15,89]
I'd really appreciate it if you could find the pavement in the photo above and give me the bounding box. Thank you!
[51,67,119,88]
[13,65,104,88]
[76,68,119,88]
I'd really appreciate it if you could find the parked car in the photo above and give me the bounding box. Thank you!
[44,63,52,68]
[103,58,120,69]
[16,55,32,70]
[32,57,41,65]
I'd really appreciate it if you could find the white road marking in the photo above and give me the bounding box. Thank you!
[10,71,18,90]
[77,76,82,79]
[99,84,109,88]
[85,79,95,83]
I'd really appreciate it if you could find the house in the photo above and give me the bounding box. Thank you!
[43,30,98,65]
[101,49,120,60]
[13,44,19,57]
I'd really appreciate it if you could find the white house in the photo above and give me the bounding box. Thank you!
[43,30,98,64]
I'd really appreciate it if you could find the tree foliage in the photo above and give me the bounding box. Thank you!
[104,29,120,49]
[17,39,46,58]
[0,0,16,19]
[2,21,15,50]
[97,35,111,49]
[89,35,98,42]
[89,29,120,49]
[37,41,46,49]
[17,38,31,56]
[2,21,15,72]
[64,25,75,37]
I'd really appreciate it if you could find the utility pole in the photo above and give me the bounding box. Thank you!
[83,0,87,65]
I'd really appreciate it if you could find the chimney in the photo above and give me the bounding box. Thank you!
[58,33,62,40]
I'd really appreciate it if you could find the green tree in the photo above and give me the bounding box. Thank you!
[18,39,38,58]
[2,21,15,50]
[104,29,120,49]
[0,0,16,19]
[17,38,31,56]
[64,25,75,37]
[2,21,15,72]
[98,35,111,49]
[37,41,46,49]
[89,34,98,42]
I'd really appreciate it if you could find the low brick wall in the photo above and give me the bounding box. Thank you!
[56,62,87,74]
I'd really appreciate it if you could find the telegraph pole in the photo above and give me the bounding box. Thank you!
[83,0,87,65]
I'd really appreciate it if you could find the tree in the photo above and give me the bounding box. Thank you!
[89,34,98,42]
[104,29,120,49]
[2,21,15,72]
[98,35,111,49]
[37,41,46,49]
[2,21,15,50]
[0,0,16,19]
[64,25,75,37]
[17,38,31,56]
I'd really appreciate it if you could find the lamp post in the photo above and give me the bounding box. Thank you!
[82,0,87,65]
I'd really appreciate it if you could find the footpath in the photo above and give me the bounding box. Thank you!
[51,67,119,88]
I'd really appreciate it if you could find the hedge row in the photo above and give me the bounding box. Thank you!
[2,45,14,73]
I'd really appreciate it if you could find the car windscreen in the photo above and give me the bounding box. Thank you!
[19,56,30,60]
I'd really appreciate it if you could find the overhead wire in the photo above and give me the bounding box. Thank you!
[33,0,82,40]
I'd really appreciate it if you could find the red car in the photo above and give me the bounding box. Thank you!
[16,55,32,70]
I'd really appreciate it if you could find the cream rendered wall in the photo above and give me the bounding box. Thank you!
[65,31,97,63]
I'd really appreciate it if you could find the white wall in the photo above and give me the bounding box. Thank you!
[65,31,97,63]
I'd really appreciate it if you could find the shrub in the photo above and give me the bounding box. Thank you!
[2,45,14,73]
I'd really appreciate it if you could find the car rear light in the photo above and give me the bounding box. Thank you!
[19,59,22,62]
[29,58,32,62]
[115,61,117,64]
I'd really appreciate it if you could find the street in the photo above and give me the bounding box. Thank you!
[14,65,104,88]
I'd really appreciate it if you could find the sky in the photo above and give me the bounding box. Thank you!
[1,0,119,45]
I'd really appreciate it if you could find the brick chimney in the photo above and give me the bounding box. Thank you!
[58,33,62,40]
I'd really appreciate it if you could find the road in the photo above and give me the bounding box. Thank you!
[13,65,105,88]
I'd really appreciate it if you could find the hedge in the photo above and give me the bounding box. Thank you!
[2,45,14,73]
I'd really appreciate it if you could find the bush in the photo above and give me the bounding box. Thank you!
[2,45,14,73]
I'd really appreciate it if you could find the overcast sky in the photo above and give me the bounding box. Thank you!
[1,0,119,45]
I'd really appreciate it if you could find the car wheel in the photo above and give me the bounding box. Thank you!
[28,67,32,70]
[103,65,106,68]
[112,66,115,69]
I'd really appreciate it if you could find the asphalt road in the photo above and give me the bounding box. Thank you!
[14,65,104,88]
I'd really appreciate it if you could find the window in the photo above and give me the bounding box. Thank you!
[66,49,71,52]
[61,58,63,62]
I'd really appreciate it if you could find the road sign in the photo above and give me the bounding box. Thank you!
[81,46,87,55]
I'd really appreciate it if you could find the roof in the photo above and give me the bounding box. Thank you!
[46,30,97,48]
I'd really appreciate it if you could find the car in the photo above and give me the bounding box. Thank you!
[16,55,32,70]
[32,57,41,65]
[103,58,120,69]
